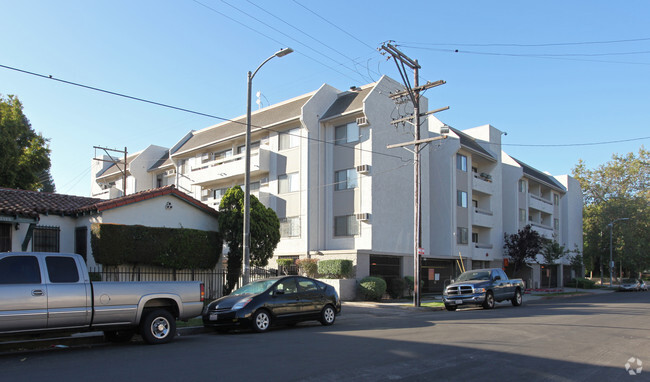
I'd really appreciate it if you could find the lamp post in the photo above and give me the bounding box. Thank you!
[243,48,293,286]
[608,217,630,287]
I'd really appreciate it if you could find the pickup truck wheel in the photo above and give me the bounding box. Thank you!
[140,309,176,345]
[104,329,135,343]
[252,310,271,333]
[482,291,495,309]
[320,305,336,326]
[445,305,457,311]
[511,289,523,306]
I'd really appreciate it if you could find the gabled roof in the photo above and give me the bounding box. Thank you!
[320,86,373,120]
[511,158,566,191]
[449,127,496,161]
[96,153,139,179]
[148,151,173,172]
[173,93,314,156]
[0,188,101,219]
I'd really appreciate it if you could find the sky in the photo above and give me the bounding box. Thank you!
[2,0,649,197]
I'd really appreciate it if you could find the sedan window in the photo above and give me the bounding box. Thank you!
[275,278,298,294]
[297,278,319,292]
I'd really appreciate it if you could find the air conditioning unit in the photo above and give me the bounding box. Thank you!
[356,116,369,127]
[356,164,370,174]
[355,213,370,221]
[164,169,176,176]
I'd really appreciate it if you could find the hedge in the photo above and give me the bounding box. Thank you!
[359,276,387,301]
[295,258,319,278]
[90,223,222,269]
[318,259,354,279]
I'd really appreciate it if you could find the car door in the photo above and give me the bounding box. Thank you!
[296,277,324,315]
[45,256,91,329]
[268,277,301,320]
[491,270,506,301]
[0,254,48,332]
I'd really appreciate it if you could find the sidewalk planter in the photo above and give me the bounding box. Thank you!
[318,278,357,301]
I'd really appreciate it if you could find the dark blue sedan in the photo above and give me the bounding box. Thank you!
[202,276,341,333]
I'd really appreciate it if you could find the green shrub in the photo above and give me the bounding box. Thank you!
[359,277,387,301]
[387,278,406,299]
[318,259,354,279]
[565,277,597,289]
[295,258,319,278]
[404,276,425,296]
[276,259,295,267]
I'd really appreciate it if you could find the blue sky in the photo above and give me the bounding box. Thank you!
[2,0,649,196]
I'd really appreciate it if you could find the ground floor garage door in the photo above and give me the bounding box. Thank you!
[420,259,457,293]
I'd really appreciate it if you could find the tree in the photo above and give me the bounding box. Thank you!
[540,237,568,288]
[0,95,55,192]
[218,186,281,294]
[503,225,543,277]
[572,147,649,277]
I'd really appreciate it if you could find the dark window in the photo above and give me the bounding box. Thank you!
[0,223,11,252]
[334,215,358,237]
[75,227,88,262]
[369,255,401,281]
[456,154,467,172]
[46,256,79,283]
[33,226,60,252]
[0,256,41,284]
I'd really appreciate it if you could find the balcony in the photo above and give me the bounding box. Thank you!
[530,222,554,239]
[472,173,494,195]
[190,148,270,186]
[472,207,494,228]
[529,194,553,214]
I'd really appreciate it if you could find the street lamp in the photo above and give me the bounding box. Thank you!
[608,217,630,287]
[243,48,293,286]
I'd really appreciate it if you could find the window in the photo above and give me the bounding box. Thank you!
[178,159,187,174]
[335,169,358,191]
[0,223,10,252]
[297,277,320,292]
[275,277,298,294]
[335,122,359,145]
[519,209,527,223]
[75,227,87,262]
[237,141,260,154]
[0,256,41,284]
[554,218,560,230]
[518,180,526,192]
[457,227,468,244]
[213,187,229,200]
[554,194,560,205]
[335,215,359,237]
[472,199,479,208]
[33,226,60,252]
[46,256,79,283]
[472,232,479,243]
[279,128,300,150]
[279,172,299,193]
[238,182,260,193]
[213,149,233,161]
[280,217,301,238]
[457,190,468,208]
[456,154,467,172]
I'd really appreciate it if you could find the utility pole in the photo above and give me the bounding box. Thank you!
[93,146,128,196]
[380,42,448,307]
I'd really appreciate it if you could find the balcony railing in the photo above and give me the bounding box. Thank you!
[190,148,270,186]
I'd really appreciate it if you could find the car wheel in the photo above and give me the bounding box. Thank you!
[252,310,271,333]
[104,329,135,343]
[511,289,523,306]
[445,305,457,311]
[482,291,495,309]
[140,309,176,345]
[320,305,336,326]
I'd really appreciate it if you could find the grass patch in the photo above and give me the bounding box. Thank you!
[177,317,203,328]
[401,301,444,308]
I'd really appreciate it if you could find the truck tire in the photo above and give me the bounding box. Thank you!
[511,288,523,306]
[104,329,135,343]
[140,309,176,345]
[482,291,495,309]
[445,305,457,311]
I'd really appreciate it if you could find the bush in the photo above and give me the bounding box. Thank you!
[276,259,295,267]
[387,278,406,299]
[565,277,597,289]
[295,258,319,278]
[404,276,425,296]
[359,277,387,301]
[318,259,354,279]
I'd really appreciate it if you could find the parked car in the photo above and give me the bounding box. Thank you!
[0,252,205,345]
[618,278,642,291]
[202,276,341,333]
[443,268,525,311]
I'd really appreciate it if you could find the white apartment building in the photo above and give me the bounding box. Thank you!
[91,75,583,292]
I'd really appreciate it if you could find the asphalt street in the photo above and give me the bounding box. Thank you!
[0,291,648,382]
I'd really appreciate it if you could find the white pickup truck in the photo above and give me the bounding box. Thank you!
[0,252,205,345]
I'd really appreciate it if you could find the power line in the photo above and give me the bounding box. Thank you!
[396,37,650,48]
[502,136,650,147]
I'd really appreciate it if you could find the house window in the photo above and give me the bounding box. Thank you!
[519,209,527,223]
[279,172,300,193]
[237,141,260,155]
[178,159,187,174]
[457,190,468,208]
[213,149,233,161]
[457,227,468,244]
[472,232,479,243]
[456,154,467,172]
[335,122,359,145]
[472,199,479,208]
[213,187,229,200]
[75,227,87,262]
[335,169,358,191]
[554,218,560,230]
[33,226,60,252]
[518,180,526,192]
[280,217,301,238]
[0,223,10,252]
[279,128,300,150]
[554,194,560,205]
[334,215,359,237]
